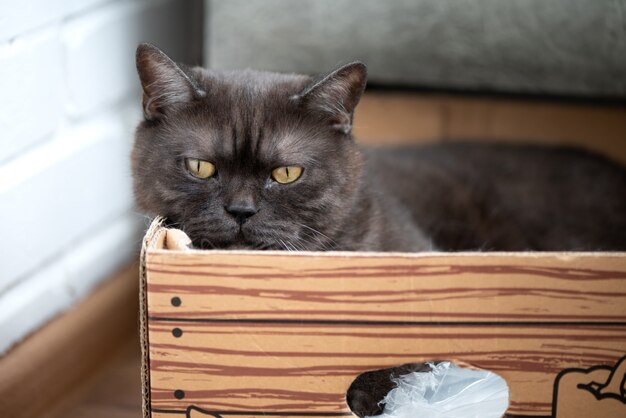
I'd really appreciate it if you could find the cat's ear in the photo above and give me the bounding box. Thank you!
[135,43,205,120]
[296,62,367,134]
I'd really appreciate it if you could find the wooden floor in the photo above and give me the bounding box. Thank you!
[7,91,625,418]
[25,264,144,418]
[51,337,143,418]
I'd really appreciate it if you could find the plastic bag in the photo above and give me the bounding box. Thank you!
[366,362,509,418]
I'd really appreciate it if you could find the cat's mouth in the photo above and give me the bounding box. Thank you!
[230,226,294,250]
[213,227,272,250]
[187,221,292,251]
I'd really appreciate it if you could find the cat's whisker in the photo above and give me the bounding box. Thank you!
[289,238,306,252]
[280,232,304,252]
[278,238,292,251]
[290,232,321,252]
[299,223,332,240]
[297,223,337,250]
[256,227,304,252]
[257,230,280,250]
[296,230,325,251]
[199,239,214,249]
[260,229,290,251]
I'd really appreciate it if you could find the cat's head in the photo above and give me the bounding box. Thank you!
[132,44,367,250]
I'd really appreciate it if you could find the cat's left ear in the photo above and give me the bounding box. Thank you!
[296,62,367,134]
[136,43,205,120]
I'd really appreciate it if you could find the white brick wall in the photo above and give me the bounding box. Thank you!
[0,27,63,162]
[0,0,110,41]
[0,0,197,355]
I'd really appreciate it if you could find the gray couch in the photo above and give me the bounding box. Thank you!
[205,0,626,98]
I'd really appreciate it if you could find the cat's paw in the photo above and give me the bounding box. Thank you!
[164,228,192,250]
[347,388,385,417]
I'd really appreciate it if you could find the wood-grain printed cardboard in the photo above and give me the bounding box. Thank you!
[139,217,626,418]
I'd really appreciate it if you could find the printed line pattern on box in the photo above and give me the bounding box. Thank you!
[145,250,626,418]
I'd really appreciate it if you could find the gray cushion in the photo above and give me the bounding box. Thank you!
[205,0,626,98]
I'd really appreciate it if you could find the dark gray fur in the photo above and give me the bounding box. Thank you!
[132,44,626,252]
[132,44,626,417]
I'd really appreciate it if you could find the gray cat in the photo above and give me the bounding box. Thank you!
[132,43,626,252]
[131,44,626,417]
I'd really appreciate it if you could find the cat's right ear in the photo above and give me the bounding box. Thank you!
[135,43,205,120]
[295,62,367,135]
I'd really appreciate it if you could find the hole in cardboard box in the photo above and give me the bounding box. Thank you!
[346,361,509,418]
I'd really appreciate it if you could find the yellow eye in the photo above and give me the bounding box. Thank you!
[272,165,303,184]
[185,158,216,179]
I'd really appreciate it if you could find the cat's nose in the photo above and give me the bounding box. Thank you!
[225,203,258,225]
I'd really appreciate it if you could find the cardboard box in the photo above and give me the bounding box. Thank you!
[139,217,626,418]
